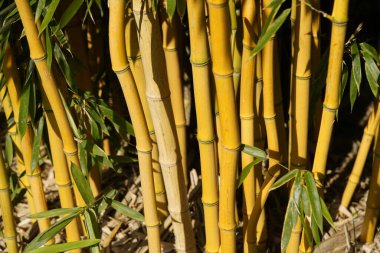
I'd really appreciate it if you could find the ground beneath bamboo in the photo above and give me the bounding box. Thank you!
[2,93,380,253]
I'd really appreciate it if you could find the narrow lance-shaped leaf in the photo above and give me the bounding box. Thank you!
[166,0,176,19]
[320,197,334,228]
[39,0,60,34]
[339,61,348,103]
[29,207,83,219]
[250,8,291,58]
[177,0,186,19]
[271,169,299,191]
[58,0,84,29]
[45,28,53,69]
[29,239,100,253]
[31,115,44,173]
[84,209,101,253]
[5,133,13,168]
[237,158,264,188]
[107,198,144,222]
[71,163,95,205]
[349,68,358,111]
[54,43,75,89]
[305,171,323,233]
[281,200,297,252]
[59,91,81,139]
[18,78,31,138]
[34,0,46,22]
[360,42,380,64]
[241,144,267,159]
[351,42,362,90]
[311,215,321,245]
[363,52,380,97]
[262,0,285,34]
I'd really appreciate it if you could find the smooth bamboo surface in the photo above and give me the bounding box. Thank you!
[3,45,53,242]
[160,9,188,190]
[187,0,220,250]
[132,0,196,251]
[208,0,240,250]
[14,0,86,208]
[125,8,169,220]
[109,1,161,251]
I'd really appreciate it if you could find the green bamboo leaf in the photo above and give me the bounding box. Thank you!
[351,42,362,90]
[339,61,348,103]
[29,207,83,219]
[18,79,31,139]
[54,43,75,89]
[262,0,285,34]
[299,201,313,246]
[78,140,88,177]
[98,189,118,213]
[51,25,71,53]
[311,216,321,245]
[39,0,60,34]
[84,209,100,253]
[98,103,134,137]
[58,0,84,29]
[320,197,334,228]
[71,163,95,205]
[360,42,380,65]
[363,52,380,97]
[45,28,53,69]
[93,0,103,16]
[35,0,46,22]
[86,106,109,136]
[24,209,83,252]
[241,144,267,159]
[5,134,13,168]
[281,200,297,252]
[349,68,358,111]
[88,115,102,141]
[305,171,323,233]
[166,0,176,19]
[31,116,45,173]
[109,155,138,164]
[177,0,186,19]
[90,143,113,169]
[59,92,80,139]
[292,170,302,207]
[271,169,299,191]
[107,199,144,222]
[301,185,311,216]
[237,158,264,188]
[29,239,100,253]
[250,8,290,58]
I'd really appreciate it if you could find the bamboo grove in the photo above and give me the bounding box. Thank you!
[0,0,380,252]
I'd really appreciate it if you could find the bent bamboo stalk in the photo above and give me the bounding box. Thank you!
[187,0,220,250]
[132,0,196,251]
[109,1,161,251]
[125,8,169,220]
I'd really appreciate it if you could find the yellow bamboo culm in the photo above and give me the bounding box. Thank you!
[0,144,18,253]
[340,104,380,209]
[229,0,242,97]
[287,0,312,252]
[125,8,169,220]
[3,45,53,243]
[160,9,189,190]
[108,1,161,251]
[14,0,86,208]
[207,0,240,250]
[0,80,35,217]
[187,0,220,250]
[311,0,350,190]
[132,0,196,251]
[360,108,380,244]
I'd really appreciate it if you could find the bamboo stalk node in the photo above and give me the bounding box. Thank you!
[114,66,131,74]
[331,20,348,26]
[190,59,210,67]
[64,150,79,157]
[213,71,234,78]
[206,0,229,8]
[322,104,338,112]
[294,74,312,80]
[197,137,215,144]
[202,200,219,206]
[0,188,10,192]
[31,55,47,62]
[137,148,153,154]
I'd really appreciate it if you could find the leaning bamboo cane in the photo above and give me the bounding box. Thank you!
[287,0,312,252]
[14,0,86,208]
[340,104,380,209]
[360,106,380,244]
[132,0,196,251]
[125,8,169,220]
[109,1,161,251]
[3,45,53,243]
[0,144,18,253]
[0,79,35,216]
[187,0,220,250]
[207,0,240,250]
[311,0,350,190]
[160,8,188,190]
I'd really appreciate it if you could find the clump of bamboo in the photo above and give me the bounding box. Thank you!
[108,0,161,251]
[207,0,240,250]
[160,8,189,189]
[125,7,169,220]
[0,144,18,253]
[187,0,220,250]
[3,45,52,242]
[132,0,196,251]
[15,0,86,208]
[340,103,380,209]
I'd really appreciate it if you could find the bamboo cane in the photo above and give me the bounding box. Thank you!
[287,0,312,251]
[207,0,240,250]
[125,8,169,220]
[132,0,196,251]
[0,79,35,216]
[3,44,53,243]
[340,104,380,208]
[360,105,380,244]
[160,8,188,190]
[14,0,86,208]
[229,0,242,97]
[311,0,350,190]
[187,0,220,250]
[109,1,161,251]
[0,144,18,253]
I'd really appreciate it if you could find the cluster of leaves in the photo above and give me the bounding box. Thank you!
[23,164,144,253]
